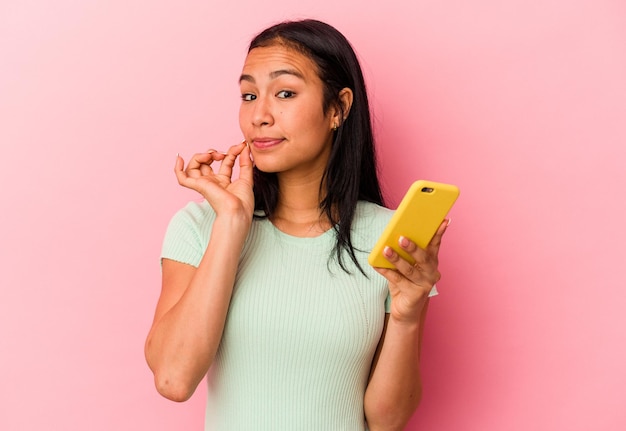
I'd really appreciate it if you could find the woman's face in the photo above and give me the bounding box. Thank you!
[238,44,336,177]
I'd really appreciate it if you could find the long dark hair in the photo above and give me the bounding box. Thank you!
[248,19,384,274]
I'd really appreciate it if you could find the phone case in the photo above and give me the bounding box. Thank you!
[368,180,459,269]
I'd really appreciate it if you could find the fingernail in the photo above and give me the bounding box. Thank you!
[399,236,410,248]
[383,246,393,257]
[447,218,452,227]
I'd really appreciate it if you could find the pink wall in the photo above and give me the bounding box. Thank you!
[1,1,625,430]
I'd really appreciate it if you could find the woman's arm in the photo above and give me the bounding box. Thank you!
[364,303,429,430]
[365,220,449,430]
[145,214,249,402]
[144,142,253,402]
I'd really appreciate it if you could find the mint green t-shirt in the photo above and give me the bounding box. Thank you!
[161,200,433,430]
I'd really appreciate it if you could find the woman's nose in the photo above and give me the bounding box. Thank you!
[251,96,274,127]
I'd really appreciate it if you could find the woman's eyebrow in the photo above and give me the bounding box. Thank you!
[239,74,255,84]
[269,68,305,80]
[239,68,305,84]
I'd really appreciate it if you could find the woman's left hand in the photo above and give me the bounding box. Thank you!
[373,219,450,324]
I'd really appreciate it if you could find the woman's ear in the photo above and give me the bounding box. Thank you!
[331,88,354,129]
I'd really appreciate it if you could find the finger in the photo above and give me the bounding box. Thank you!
[398,235,418,254]
[174,153,184,172]
[174,154,190,185]
[199,164,213,176]
[399,234,439,270]
[186,150,224,171]
[428,218,450,249]
[238,142,254,185]
[373,266,405,286]
[398,235,430,265]
[382,245,422,280]
[217,141,246,178]
[386,243,440,287]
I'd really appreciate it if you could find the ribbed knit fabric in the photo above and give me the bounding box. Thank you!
[161,200,435,430]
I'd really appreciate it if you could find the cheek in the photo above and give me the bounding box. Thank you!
[303,111,332,138]
[238,107,248,131]
[296,106,326,129]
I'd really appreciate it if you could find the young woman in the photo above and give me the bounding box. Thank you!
[145,19,448,431]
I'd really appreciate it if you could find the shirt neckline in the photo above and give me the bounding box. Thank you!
[257,217,336,246]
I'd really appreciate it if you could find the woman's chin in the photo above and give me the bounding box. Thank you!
[251,157,284,174]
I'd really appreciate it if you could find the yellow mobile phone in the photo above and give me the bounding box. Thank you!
[368,180,460,269]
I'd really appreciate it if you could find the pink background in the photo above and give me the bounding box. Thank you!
[1,0,625,430]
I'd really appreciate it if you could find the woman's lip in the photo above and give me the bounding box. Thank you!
[252,138,283,150]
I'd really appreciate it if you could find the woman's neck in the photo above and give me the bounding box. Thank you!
[271,173,332,237]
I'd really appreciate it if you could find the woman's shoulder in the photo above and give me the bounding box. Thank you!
[352,201,394,237]
[164,200,217,242]
[169,199,216,225]
[161,200,216,266]
[355,200,393,223]
[175,199,214,215]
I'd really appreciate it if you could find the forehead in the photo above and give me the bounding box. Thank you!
[240,45,320,82]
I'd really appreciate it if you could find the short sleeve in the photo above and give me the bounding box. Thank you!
[161,201,216,267]
[384,293,392,313]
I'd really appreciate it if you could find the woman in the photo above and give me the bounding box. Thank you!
[145,19,448,431]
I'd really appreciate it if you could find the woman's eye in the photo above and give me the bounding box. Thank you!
[277,90,295,99]
[241,93,256,102]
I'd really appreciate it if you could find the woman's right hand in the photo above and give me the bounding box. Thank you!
[174,141,254,220]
